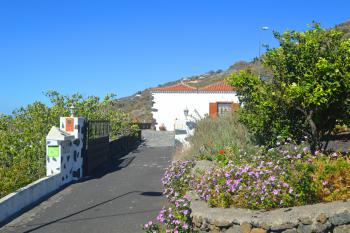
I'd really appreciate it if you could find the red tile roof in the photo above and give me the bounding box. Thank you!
[199,81,234,92]
[151,81,234,92]
[152,83,197,92]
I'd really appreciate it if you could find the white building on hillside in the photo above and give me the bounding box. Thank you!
[151,81,239,131]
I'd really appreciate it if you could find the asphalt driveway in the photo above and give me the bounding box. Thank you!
[0,131,174,233]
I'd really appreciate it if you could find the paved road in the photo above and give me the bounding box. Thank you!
[0,131,174,233]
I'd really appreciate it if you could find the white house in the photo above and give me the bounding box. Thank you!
[151,81,239,131]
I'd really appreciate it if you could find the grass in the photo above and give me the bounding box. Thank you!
[177,113,256,161]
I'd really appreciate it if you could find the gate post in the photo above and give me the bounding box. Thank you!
[59,117,86,179]
[46,127,74,178]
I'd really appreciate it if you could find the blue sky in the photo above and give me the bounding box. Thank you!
[0,0,349,114]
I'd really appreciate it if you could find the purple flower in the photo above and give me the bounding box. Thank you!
[322,180,328,186]
[183,223,189,229]
[303,147,309,153]
[272,189,279,195]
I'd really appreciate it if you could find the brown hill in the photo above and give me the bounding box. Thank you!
[114,60,263,122]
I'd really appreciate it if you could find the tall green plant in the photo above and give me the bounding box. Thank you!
[0,91,138,198]
[227,23,350,151]
[185,113,255,161]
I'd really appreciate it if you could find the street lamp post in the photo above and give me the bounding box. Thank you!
[259,26,269,78]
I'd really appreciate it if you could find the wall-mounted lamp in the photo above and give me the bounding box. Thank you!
[184,107,189,117]
[69,104,76,117]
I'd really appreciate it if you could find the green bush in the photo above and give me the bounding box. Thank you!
[192,140,350,209]
[184,113,256,161]
[226,23,350,151]
[0,91,138,199]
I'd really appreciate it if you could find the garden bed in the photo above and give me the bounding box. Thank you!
[189,192,350,233]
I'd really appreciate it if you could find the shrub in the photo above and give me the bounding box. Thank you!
[0,92,138,199]
[143,196,195,233]
[226,23,350,151]
[312,155,350,202]
[192,140,350,210]
[184,113,256,161]
[162,161,194,201]
[144,161,196,233]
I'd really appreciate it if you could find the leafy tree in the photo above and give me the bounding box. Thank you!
[227,23,350,151]
[0,92,138,198]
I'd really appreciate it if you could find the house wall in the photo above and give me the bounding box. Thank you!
[152,92,239,131]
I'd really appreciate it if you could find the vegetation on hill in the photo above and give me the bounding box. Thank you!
[0,92,138,198]
[116,60,267,122]
[335,19,350,38]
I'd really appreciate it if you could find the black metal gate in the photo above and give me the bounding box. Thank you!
[83,120,110,176]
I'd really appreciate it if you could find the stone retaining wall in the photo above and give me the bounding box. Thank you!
[189,192,350,233]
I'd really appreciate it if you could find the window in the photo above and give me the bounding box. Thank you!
[217,103,232,115]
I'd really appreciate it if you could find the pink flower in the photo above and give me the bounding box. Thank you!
[183,223,189,229]
[322,180,328,186]
[303,147,309,153]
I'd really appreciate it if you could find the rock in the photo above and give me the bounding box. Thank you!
[283,229,297,233]
[213,218,232,228]
[250,228,266,233]
[330,211,350,226]
[299,217,313,225]
[240,222,252,233]
[225,225,243,233]
[311,222,331,233]
[193,216,202,227]
[316,213,328,224]
[334,224,350,233]
[297,224,312,233]
[270,223,296,231]
[200,218,209,231]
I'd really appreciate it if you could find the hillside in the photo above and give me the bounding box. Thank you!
[114,60,265,122]
[115,19,350,123]
[335,19,350,38]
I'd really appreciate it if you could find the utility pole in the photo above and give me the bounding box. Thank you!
[259,26,269,78]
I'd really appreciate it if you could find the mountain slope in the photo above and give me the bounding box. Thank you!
[116,19,350,123]
[114,60,261,122]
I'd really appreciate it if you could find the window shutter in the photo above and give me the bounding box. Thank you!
[209,102,218,118]
[232,103,240,111]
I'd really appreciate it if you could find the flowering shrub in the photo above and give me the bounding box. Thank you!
[143,196,195,233]
[162,161,194,201]
[312,155,350,202]
[194,161,296,209]
[144,161,196,233]
[193,138,350,209]
[144,138,350,232]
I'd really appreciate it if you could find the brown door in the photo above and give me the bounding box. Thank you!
[232,103,240,111]
[209,102,218,118]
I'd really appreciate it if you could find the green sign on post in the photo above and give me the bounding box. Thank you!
[48,146,59,158]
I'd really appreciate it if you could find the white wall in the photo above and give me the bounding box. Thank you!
[0,174,61,224]
[152,92,239,131]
